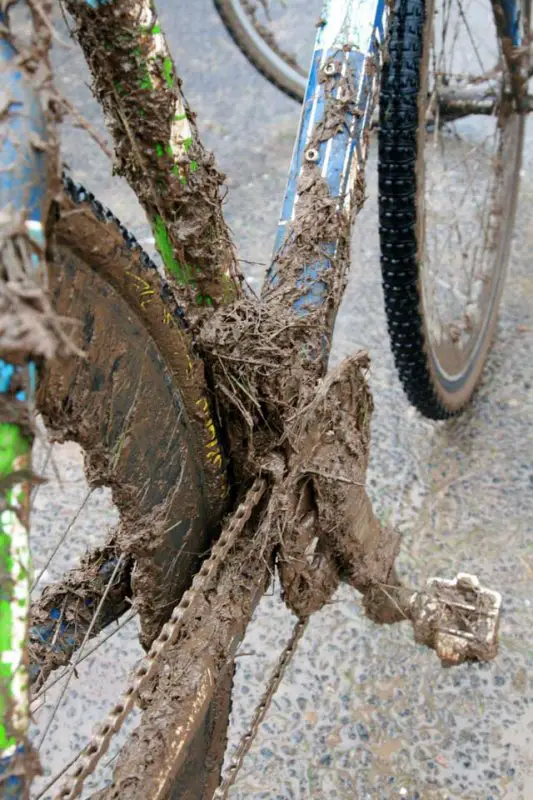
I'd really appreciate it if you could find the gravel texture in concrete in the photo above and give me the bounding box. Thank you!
[28,2,533,798]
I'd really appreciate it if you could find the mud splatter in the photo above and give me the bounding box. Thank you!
[0,1,65,365]
[197,61,397,623]
[29,544,132,690]
[63,0,241,310]
[92,491,271,800]
[36,183,227,657]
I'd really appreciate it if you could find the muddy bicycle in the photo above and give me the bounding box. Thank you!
[0,0,531,797]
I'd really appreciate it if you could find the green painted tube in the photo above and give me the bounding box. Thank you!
[65,0,241,312]
[0,423,31,759]
[0,227,43,790]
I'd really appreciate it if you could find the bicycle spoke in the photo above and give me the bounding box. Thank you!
[35,749,87,800]
[455,0,488,75]
[36,554,126,751]
[32,487,93,591]
[53,479,268,799]
[30,547,132,692]
[5,0,522,795]
[32,611,140,799]
[427,138,494,249]
[438,0,453,78]
[31,610,138,708]
[31,446,52,508]
[421,0,515,349]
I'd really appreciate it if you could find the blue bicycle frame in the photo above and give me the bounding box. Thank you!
[266,0,387,303]
[0,0,527,794]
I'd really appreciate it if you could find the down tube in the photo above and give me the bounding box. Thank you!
[263,0,388,320]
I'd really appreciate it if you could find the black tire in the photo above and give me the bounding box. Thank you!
[378,0,526,419]
[213,0,307,102]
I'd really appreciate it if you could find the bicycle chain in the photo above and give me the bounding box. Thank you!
[54,477,267,799]
[214,616,309,798]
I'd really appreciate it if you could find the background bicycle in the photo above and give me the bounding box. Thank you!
[1,0,532,797]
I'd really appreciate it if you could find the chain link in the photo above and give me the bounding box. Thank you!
[53,477,267,799]
[214,616,309,799]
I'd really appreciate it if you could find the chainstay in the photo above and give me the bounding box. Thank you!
[54,477,267,799]
[214,616,309,798]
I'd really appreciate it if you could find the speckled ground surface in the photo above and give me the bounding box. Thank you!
[29,1,533,798]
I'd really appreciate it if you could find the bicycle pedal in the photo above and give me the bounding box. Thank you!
[410,573,501,666]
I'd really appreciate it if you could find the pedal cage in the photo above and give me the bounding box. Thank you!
[410,573,501,666]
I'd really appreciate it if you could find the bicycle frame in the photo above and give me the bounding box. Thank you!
[0,0,527,795]
[267,0,387,294]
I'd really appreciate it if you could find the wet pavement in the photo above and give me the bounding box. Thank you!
[30,1,533,797]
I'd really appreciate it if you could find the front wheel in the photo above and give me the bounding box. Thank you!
[378,0,528,418]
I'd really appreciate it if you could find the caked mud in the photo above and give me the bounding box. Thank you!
[36,185,226,655]
[64,0,240,308]
[30,19,405,795]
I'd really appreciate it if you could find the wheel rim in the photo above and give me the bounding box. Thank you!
[417,0,525,387]
[224,0,319,99]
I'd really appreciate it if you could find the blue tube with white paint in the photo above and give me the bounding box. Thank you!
[264,0,387,324]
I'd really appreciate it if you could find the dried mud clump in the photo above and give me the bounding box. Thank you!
[0,216,69,366]
[0,1,67,369]
[199,297,324,481]
[197,58,401,621]
[29,542,132,689]
[280,353,402,619]
[201,295,403,621]
[265,165,351,340]
[197,60,399,621]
